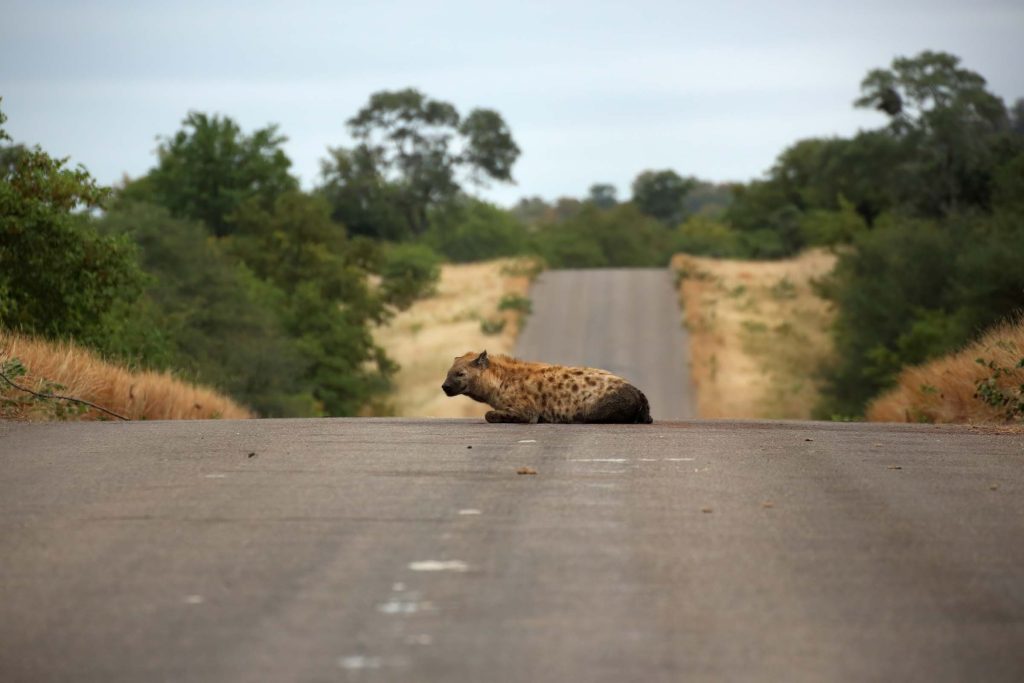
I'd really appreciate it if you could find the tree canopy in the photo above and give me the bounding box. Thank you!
[123,112,297,236]
[631,170,697,225]
[320,88,520,239]
[0,103,143,346]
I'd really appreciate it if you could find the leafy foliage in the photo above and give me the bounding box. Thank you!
[425,198,528,262]
[973,356,1024,422]
[534,204,672,268]
[121,112,297,236]
[0,105,144,346]
[98,201,317,417]
[324,89,521,238]
[672,216,744,258]
[378,243,441,311]
[225,191,395,415]
[631,169,697,225]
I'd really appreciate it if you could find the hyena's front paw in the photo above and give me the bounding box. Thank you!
[485,410,527,423]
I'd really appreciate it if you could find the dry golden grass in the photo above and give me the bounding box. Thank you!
[672,249,836,419]
[1,331,252,421]
[371,258,536,417]
[867,317,1024,425]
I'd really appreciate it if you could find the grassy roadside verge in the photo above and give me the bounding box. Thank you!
[867,317,1024,426]
[672,249,836,419]
[1,331,252,421]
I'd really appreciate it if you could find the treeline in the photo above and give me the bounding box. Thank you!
[0,91,520,416]
[3,50,1021,420]
[737,51,1024,418]
[0,84,731,417]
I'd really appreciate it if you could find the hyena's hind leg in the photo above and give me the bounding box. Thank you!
[587,385,653,424]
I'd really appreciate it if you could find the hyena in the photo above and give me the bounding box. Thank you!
[441,351,653,424]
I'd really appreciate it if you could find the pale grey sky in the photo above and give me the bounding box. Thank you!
[2,0,1022,206]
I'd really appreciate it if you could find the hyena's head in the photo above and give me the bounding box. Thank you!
[442,350,489,397]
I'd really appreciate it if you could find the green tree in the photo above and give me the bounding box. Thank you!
[98,201,317,417]
[425,197,528,262]
[123,112,297,236]
[535,204,671,268]
[587,183,618,209]
[815,216,960,416]
[683,181,733,218]
[631,170,697,225]
[378,243,441,310]
[317,146,408,240]
[0,104,143,344]
[672,215,744,257]
[855,51,1010,214]
[226,191,395,415]
[326,88,521,237]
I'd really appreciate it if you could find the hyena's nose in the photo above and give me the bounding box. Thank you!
[441,383,454,396]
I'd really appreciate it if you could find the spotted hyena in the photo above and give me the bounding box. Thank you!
[441,351,653,424]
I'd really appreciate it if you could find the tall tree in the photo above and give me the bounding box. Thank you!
[0,103,143,344]
[322,88,520,237]
[631,170,696,226]
[227,192,395,415]
[587,183,618,209]
[855,51,1009,214]
[123,112,297,236]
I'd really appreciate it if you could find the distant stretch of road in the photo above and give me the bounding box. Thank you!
[515,268,695,420]
[2,418,1023,682]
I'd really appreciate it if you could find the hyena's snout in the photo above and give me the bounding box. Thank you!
[441,382,458,396]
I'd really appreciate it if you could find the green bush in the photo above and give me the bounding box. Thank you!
[480,318,506,335]
[497,293,532,314]
[672,216,743,257]
[0,114,144,345]
[533,204,672,268]
[814,209,1024,418]
[799,197,868,246]
[98,201,318,417]
[379,243,441,310]
[425,198,528,262]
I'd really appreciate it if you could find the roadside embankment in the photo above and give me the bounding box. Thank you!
[672,249,836,419]
[1,331,252,421]
[867,316,1024,425]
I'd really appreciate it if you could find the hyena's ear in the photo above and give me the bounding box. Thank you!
[473,350,489,368]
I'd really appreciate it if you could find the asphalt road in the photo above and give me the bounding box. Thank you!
[515,268,695,420]
[2,418,1023,682]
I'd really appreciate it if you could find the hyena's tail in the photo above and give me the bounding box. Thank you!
[635,388,653,424]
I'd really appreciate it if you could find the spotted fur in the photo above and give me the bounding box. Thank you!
[442,351,653,424]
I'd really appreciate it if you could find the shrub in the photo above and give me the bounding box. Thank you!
[480,318,506,335]
[672,216,744,257]
[533,204,672,268]
[425,198,528,262]
[379,243,442,310]
[497,293,532,314]
[0,112,144,344]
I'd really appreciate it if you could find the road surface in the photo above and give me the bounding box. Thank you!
[2,418,1023,682]
[515,268,695,420]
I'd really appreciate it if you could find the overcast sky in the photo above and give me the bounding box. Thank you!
[3,0,1023,206]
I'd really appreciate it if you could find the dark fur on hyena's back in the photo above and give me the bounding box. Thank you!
[583,383,653,424]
